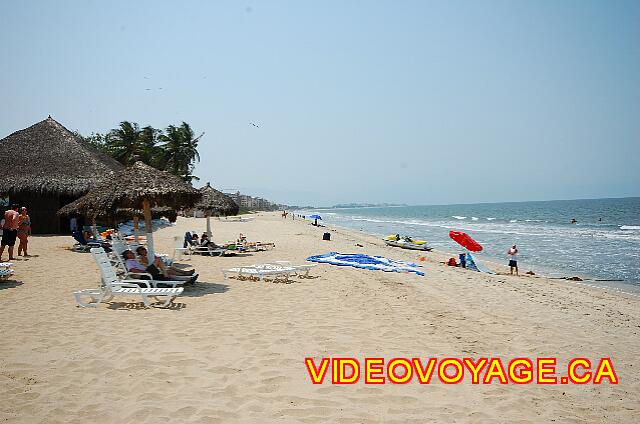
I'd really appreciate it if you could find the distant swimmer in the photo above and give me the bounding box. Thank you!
[598,218,602,222]
[571,218,577,224]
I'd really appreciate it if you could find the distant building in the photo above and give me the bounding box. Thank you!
[224,191,285,211]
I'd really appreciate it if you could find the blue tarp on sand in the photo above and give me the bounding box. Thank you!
[306,252,424,276]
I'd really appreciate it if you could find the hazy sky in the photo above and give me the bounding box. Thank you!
[1,0,638,206]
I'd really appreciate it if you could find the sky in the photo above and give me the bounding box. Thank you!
[1,0,638,206]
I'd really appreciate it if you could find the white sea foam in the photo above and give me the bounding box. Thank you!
[320,199,640,284]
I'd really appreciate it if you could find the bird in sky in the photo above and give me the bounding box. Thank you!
[250,122,260,128]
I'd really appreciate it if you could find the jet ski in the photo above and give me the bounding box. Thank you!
[383,235,432,251]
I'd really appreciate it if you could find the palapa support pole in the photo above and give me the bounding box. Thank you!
[143,199,154,259]
[91,218,98,239]
[206,210,212,238]
[133,215,139,243]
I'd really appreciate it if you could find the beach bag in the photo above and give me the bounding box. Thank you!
[323,232,331,241]
[447,257,457,267]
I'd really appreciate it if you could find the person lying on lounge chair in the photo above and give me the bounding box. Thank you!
[135,246,195,277]
[123,250,197,283]
[196,234,231,255]
[199,234,224,248]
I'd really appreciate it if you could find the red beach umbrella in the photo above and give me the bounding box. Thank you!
[449,231,483,252]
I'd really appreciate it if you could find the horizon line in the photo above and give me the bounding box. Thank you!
[301,195,640,210]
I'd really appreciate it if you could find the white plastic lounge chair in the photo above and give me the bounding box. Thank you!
[0,262,14,280]
[254,242,275,251]
[172,236,191,261]
[191,245,227,256]
[0,269,14,280]
[223,263,296,281]
[109,240,156,280]
[271,261,316,277]
[73,248,183,308]
[96,245,184,288]
[110,240,179,281]
[71,231,102,252]
[235,241,275,252]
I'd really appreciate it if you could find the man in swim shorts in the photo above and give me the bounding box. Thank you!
[507,245,519,276]
[1,204,22,261]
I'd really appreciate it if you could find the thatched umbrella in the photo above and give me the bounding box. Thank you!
[0,116,124,233]
[58,203,177,237]
[56,161,200,257]
[0,116,123,195]
[196,182,239,237]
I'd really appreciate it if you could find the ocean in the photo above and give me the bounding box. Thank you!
[299,197,640,292]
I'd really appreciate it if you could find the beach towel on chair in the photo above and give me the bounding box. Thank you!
[306,252,424,276]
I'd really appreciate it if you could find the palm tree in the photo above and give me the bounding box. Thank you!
[139,125,163,167]
[159,122,203,182]
[107,121,146,165]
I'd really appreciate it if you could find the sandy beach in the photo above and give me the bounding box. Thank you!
[1,212,638,423]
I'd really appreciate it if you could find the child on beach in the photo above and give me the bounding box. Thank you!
[508,245,519,275]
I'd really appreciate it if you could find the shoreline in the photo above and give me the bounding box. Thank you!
[307,217,640,300]
[305,215,640,296]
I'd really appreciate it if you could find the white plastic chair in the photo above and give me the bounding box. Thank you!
[173,235,191,261]
[271,261,316,277]
[73,248,183,308]
[223,263,296,281]
[0,262,14,280]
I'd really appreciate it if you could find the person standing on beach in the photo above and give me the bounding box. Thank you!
[0,204,22,261]
[507,245,519,275]
[16,207,31,257]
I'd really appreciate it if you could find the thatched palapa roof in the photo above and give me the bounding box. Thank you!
[58,201,177,222]
[0,116,123,195]
[196,182,239,216]
[56,161,201,219]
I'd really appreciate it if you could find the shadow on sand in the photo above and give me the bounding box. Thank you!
[0,280,23,290]
[107,301,187,311]
[181,281,230,297]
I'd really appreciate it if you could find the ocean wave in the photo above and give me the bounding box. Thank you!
[471,217,479,221]
[452,216,466,220]
[331,214,640,241]
[620,225,640,230]
[486,217,496,221]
